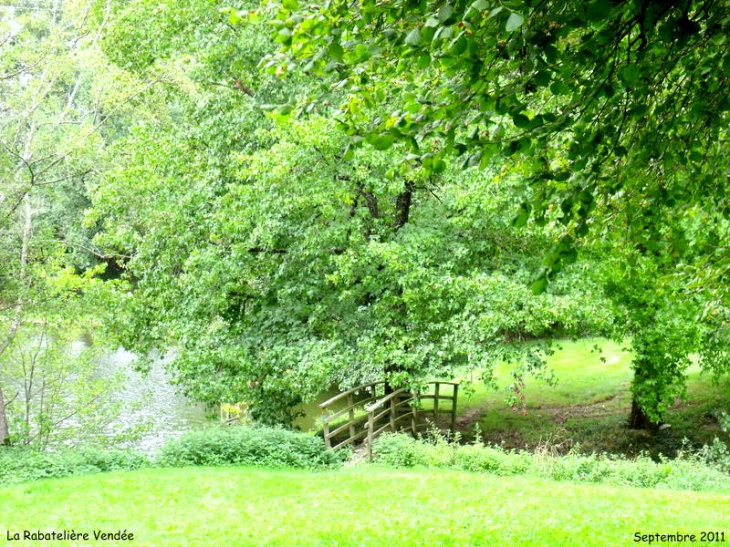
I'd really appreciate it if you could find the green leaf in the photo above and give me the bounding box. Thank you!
[512,113,531,129]
[471,0,489,10]
[432,158,447,174]
[531,275,549,295]
[372,134,395,150]
[512,202,531,228]
[585,0,611,22]
[405,28,422,46]
[534,71,552,87]
[505,12,525,32]
[451,36,468,55]
[328,42,344,62]
[620,64,641,85]
[549,80,570,95]
[438,5,454,23]
[689,150,704,163]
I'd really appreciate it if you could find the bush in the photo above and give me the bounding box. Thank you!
[0,447,151,486]
[157,425,346,469]
[371,433,730,493]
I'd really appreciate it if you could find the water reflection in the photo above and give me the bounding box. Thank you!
[94,347,208,453]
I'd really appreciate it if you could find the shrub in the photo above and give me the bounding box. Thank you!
[157,425,346,469]
[0,447,151,486]
[371,433,730,493]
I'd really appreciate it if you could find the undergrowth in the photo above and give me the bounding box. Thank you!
[157,425,346,469]
[0,447,150,486]
[372,430,730,494]
[0,425,345,485]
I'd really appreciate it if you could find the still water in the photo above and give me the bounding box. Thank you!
[94,348,335,452]
[96,347,209,453]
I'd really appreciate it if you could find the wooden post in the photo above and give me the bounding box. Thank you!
[451,384,458,434]
[389,394,397,432]
[323,408,331,449]
[348,392,355,440]
[367,410,375,461]
[434,382,440,422]
[411,392,418,436]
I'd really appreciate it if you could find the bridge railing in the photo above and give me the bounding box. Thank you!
[415,381,459,434]
[319,380,459,458]
[319,381,385,450]
[364,388,417,460]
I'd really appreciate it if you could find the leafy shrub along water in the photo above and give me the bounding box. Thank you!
[0,426,344,485]
[157,425,346,469]
[372,433,730,494]
[0,447,150,485]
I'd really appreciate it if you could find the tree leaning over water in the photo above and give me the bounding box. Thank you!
[91,0,614,424]
[254,0,730,427]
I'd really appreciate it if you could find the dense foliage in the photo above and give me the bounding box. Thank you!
[1,0,728,444]
[255,0,730,425]
[87,0,616,424]
[0,0,143,447]
[261,0,730,286]
[158,425,345,469]
[372,433,730,493]
[0,446,150,486]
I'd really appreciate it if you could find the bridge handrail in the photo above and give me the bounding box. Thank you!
[364,388,409,412]
[320,379,459,454]
[318,381,384,410]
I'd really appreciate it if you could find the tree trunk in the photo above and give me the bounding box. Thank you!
[383,179,415,394]
[628,398,654,430]
[0,387,9,445]
[393,180,414,231]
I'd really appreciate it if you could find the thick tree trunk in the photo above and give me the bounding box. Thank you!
[628,398,654,430]
[383,180,416,394]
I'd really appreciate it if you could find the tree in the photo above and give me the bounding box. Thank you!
[95,110,612,422]
[260,0,730,280]
[0,0,143,446]
[89,0,618,424]
[257,0,730,426]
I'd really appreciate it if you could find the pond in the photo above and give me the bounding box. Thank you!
[94,347,209,453]
[93,346,339,451]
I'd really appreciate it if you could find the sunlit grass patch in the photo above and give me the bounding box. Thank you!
[1,466,729,547]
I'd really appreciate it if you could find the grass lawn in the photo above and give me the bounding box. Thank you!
[1,466,729,547]
[444,338,730,457]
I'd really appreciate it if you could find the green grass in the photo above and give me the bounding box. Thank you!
[1,466,729,546]
[443,338,730,457]
[455,338,632,411]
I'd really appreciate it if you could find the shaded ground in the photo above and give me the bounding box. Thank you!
[428,338,730,459]
[454,379,730,459]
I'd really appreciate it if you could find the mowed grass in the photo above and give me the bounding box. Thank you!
[453,338,632,411]
[443,339,730,456]
[1,466,729,547]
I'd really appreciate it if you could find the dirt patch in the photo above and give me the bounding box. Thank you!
[455,406,486,429]
[548,393,626,424]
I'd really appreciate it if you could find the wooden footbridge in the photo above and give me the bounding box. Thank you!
[319,381,459,460]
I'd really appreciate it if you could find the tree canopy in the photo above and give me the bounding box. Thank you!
[260,0,730,289]
[3,0,728,436]
[251,0,730,425]
[81,0,618,423]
